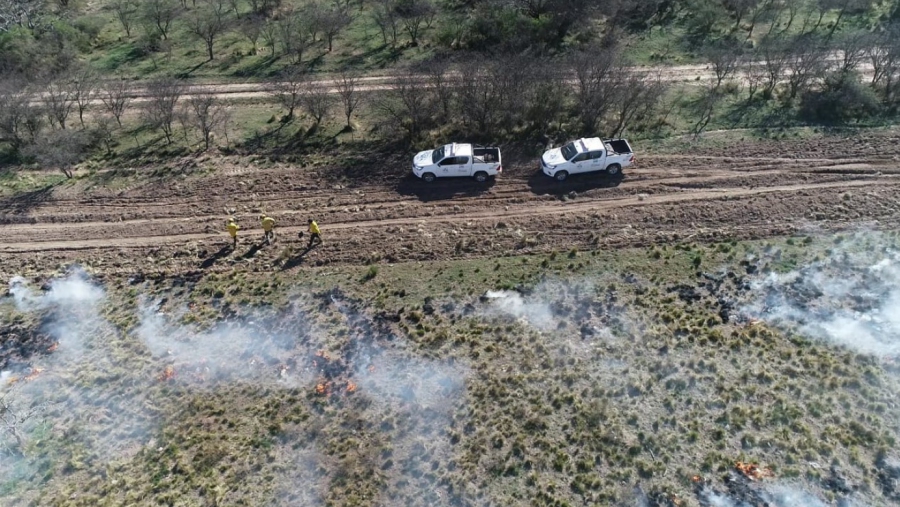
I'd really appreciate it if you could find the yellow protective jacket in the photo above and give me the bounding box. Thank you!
[309,221,321,235]
[261,217,275,232]
[227,222,240,237]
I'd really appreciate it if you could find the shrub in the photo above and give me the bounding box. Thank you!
[362,266,379,282]
[799,73,880,125]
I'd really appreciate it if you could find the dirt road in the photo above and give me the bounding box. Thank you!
[1,130,899,279]
[62,55,872,107]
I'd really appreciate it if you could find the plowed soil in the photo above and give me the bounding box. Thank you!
[2,130,900,279]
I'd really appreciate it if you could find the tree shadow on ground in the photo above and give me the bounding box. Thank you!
[280,245,314,270]
[231,54,282,78]
[0,184,57,219]
[335,43,405,71]
[199,244,234,269]
[396,174,497,203]
[526,170,624,197]
[722,97,796,130]
[176,60,210,79]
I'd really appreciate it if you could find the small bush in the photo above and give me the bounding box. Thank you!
[362,266,379,282]
[799,73,880,125]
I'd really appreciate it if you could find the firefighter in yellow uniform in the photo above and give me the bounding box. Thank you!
[307,218,322,248]
[260,214,276,245]
[226,218,240,248]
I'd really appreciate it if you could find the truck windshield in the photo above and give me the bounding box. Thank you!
[560,142,578,161]
[432,146,445,163]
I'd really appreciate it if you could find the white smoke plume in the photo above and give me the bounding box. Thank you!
[8,269,104,313]
[745,248,900,357]
[135,299,316,387]
[701,489,738,507]
[698,482,836,507]
[482,290,556,330]
[354,350,466,410]
[763,484,829,507]
[4,268,106,375]
[1,268,155,494]
[479,280,606,334]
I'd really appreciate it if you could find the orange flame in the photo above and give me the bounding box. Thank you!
[346,381,357,393]
[735,461,773,480]
[158,365,176,382]
[315,382,330,395]
[47,342,59,352]
[23,368,43,382]
[691,475,702,483]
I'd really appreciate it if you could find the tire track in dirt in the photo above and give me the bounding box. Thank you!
[1,178,894,254]
[0,163,883,230]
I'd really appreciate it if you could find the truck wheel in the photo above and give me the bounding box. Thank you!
[473,171,488,183]
[554,171,568,182]
[606,164,621,175]
[422,172,436,183]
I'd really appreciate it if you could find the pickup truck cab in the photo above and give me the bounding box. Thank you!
[540,137,634,181]
[412,143,502,183]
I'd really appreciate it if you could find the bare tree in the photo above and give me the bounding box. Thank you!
[71,67,98,128]
[372,0,400,46]
[277,7,315,64]
[187,0,230,61]
[457,58,502,135]
[44,77,75,130]
[372,69,434,144]
[442,12,467,49]
[819,0,868,40]
[24,128,90,177]
[396,0,433,45]
[110,0,138,37]
[744,51,767,101]
[690,87,723,135]
[770,0,802,37]
[142,0,180,40]
[320,7,351,52]
[248,0,280,15]
[142,77,182,144]
[94,113,118,155]
[100,78,131,126]
[760,37,789,97]
[423,59,455,118]
[522,61,566,134]
[300,84,333,127]
[187,92,228,150]
[744,0,774,38]
[0,80,43,151]
[236,13,265,54]
[271,67,305,119]
[260,18,279,56]
[705,44,741,90]
[868,25,900,104]
[335,71,362,128]
[571,45,621,134]
[609,72,667,137]
[785,35,827,100]
[722,0,760,33]
[834,30,870,77]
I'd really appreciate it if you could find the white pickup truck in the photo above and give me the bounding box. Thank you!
[412,143,502,183]
[540,137,634,181]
